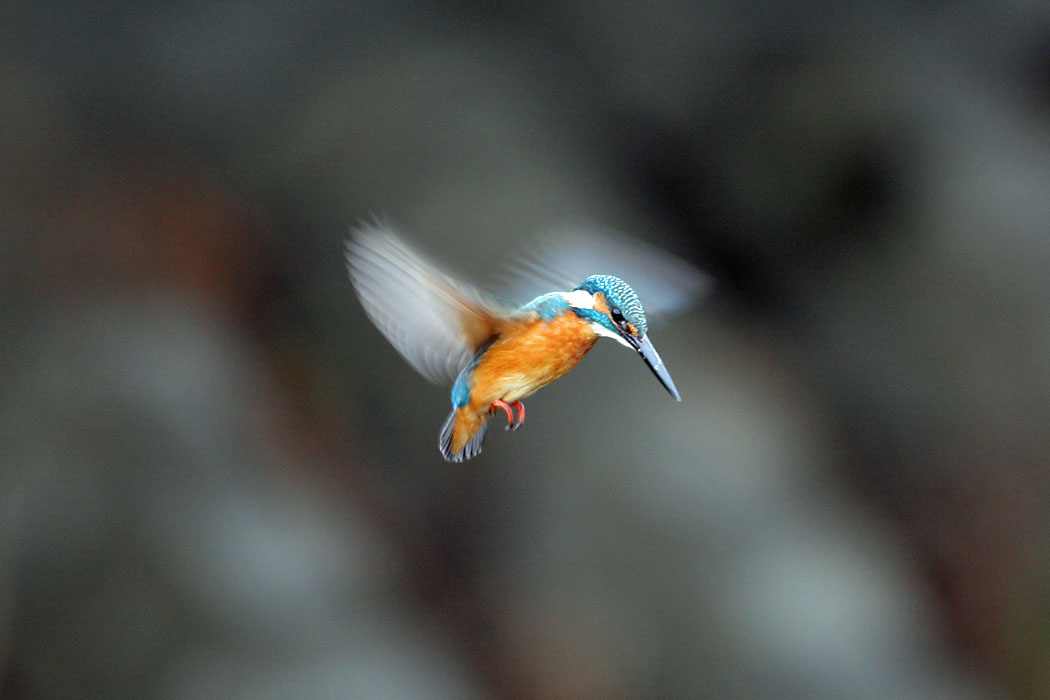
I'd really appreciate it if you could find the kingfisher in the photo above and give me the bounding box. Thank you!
[345,222,704,462]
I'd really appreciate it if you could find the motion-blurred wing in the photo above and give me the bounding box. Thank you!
[505,223,710,321]
[346,223,512,384]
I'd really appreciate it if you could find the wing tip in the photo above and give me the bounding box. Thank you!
[507,221,713,317]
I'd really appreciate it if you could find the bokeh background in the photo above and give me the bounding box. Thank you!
[4,2,1050,698]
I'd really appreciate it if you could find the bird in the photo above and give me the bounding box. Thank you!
[345,221,706,462]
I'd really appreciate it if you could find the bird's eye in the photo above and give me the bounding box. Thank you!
[610,307,624,325]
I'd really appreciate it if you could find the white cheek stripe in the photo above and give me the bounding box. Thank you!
[562,289,594,309]
[562,291,631,348]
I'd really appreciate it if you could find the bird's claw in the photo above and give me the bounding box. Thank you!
[489,399,525,431]
[509,400,525,431]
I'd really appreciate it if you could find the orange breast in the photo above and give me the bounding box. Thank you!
[466,313,598,409]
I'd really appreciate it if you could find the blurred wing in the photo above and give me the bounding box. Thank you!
[505,223,710,321]
[346,223,512,384]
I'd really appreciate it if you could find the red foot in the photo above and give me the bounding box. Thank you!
[510,401,525,431]
[489,399,526,431]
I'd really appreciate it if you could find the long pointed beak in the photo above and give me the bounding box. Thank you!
[626,334,681,401]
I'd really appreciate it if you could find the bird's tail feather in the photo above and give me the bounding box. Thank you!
[439,407,488,462]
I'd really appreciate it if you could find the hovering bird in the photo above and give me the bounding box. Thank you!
[345,222,705,462]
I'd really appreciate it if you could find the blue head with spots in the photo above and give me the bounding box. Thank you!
[570,274,680,400]
[574,274,648,338]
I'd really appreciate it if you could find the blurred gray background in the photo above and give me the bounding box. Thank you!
[3,1,1050,699]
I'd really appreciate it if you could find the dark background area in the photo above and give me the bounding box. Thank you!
[3,2,1050,698]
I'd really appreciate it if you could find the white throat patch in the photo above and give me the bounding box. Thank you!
[591,322,632,347]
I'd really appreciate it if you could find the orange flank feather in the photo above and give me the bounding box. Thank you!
[446,311,599,457]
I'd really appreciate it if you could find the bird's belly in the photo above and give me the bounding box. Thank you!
[468,316,598,406]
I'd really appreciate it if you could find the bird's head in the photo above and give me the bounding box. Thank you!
[565,275,680,401]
